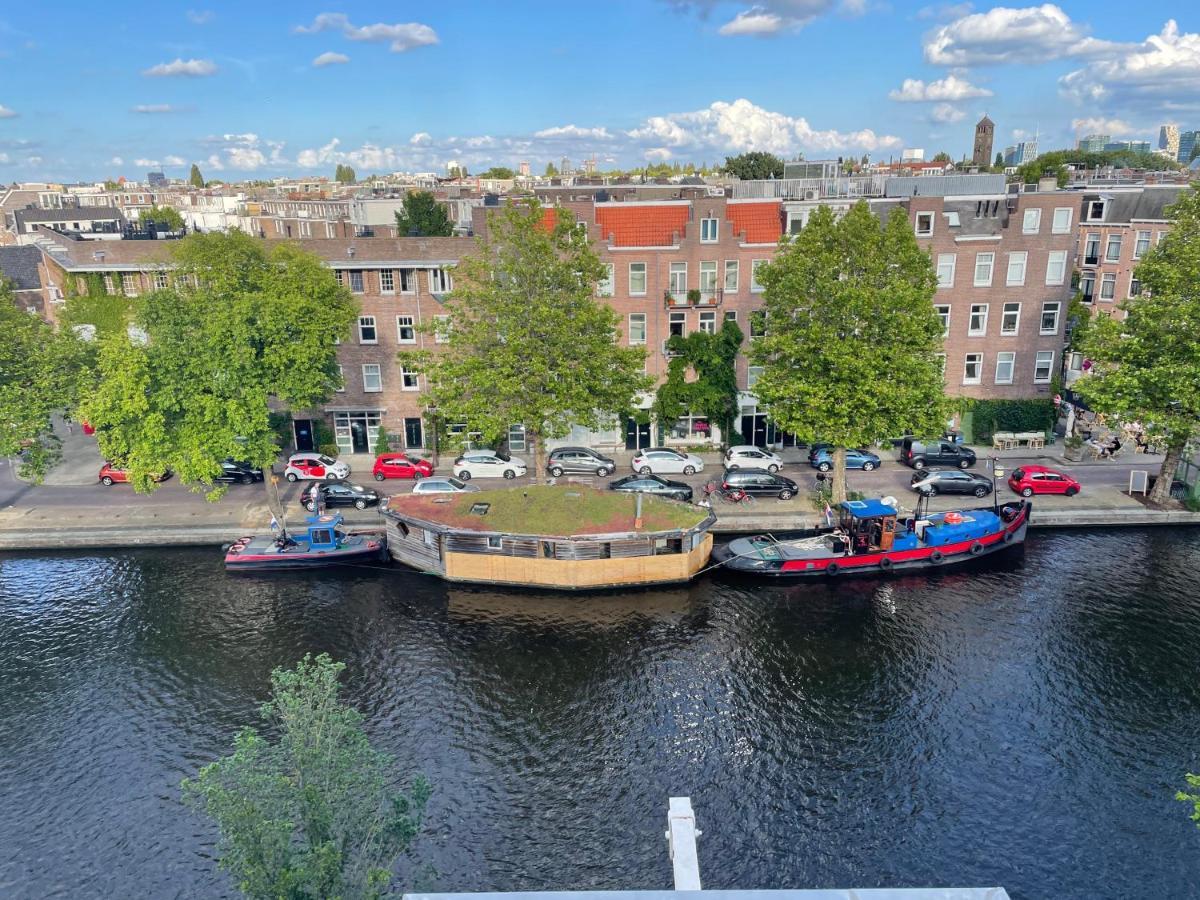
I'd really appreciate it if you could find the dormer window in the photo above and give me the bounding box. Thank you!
[943,211,961,227]
[1086,200,1106,221]
[915,212,934,236]
[700,217,719,242]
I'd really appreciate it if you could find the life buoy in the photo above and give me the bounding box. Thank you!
[930,550,944,564]
[826,561,841,575]
[944,512,964,524]
[969,542,984,555]
[879,556,894,571]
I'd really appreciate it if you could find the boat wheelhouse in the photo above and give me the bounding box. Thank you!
[224,511,386,572]
[380,484,715,590]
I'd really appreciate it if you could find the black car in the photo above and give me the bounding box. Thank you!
[299,482,381,511]
[608,473,693,502]
[216,460,264,485]
[722,467,798,500]
[909,469,993,497]
[547,446,617,477]
[900,438,977,470]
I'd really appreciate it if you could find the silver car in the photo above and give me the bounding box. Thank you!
[411,476,481,494]
[724,445,783,473]
[630,447,705,476]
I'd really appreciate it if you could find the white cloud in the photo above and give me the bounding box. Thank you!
[644,147,673,161]
[297,138,341,169]
[135,158,161,167]
[313,51,349,67]
[142,58,218,77]
[534,124,615,140]
[930,103,966,122]
[889,74,992,102]
[719,9,792,35]
[672,1,867,37]
[186,9,213,24]
[924,4,1121,66]
[110,156,123,166]
[0,105,17,118]
[0,153,12,164]
[132,104,181,114]
[228,147,267,169]
[1070,117,1134,136]
[204,154,224,172]
[1060,21,1200,110]
[294,13,438,52]
[164,155,186,166]
[409,132,432,146]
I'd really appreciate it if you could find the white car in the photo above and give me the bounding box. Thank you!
[412,476,480,494]
[452,450,528,480]
[283,453,351,482]
[630,448,705,476]
[724,445,783,473]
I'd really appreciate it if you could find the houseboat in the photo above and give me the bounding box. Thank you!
[224,512,387,572]
[379,484,715,590]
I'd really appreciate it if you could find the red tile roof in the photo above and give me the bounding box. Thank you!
[727,201,782,244]
[596,204,689,247]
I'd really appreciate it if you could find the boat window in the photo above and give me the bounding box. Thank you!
[396,522,409,538]
[486,536,503,550]
[310,528,333,545]
[541,540,554,558]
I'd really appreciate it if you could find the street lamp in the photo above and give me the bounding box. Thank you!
[989,455,1005,513]
[426,405,440,470]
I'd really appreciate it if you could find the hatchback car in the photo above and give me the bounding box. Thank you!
[453,449,527,480]
[547,446,616,477]
[1008,465,1081,497]
[900,438,976,471]
[722,468,799,500]
[216,460,263,485]
[372,453,434,482]
[99,462,171,486]
[300,482,382,511]
[724,445,783,473]
[284,453,350,482]
[630,448,705,476]
[608,473,693,502]
[910,469,993,497]
[809,448,881,472]
[411,476,480,495]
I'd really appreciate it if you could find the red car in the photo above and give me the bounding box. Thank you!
[99,462,170,486]
[372,453,434,482]
[1008,465,1080,497]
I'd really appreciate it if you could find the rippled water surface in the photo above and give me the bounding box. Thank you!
[2,530,1200,899]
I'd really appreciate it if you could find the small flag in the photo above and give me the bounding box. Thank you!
[270,515,279,531]
[824,502,833,526]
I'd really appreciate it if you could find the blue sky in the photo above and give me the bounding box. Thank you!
[0,2,1196,181]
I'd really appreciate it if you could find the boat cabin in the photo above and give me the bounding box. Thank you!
[835,499,899,554]
[295,513,347,551]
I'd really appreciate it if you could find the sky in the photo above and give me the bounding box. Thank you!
[0,1,1197,182]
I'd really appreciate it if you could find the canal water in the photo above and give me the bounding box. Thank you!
[1,530,1199,900]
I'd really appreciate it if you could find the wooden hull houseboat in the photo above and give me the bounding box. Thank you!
[379,484,715,590]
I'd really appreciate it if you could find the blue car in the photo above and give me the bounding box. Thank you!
[810,448,881,472]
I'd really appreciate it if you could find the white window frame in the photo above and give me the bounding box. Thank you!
[1105,234,1122,263]
[598,263,614,297]
[1100,273,1116,301]
[936,253,956,289]
[336,365,345,392]
[628,313,647,345]
[1134,230,1151,259]
[974,252,994,287]
[628,262,647,296]
[1045,250,1067,286]
[698,310,716,334]
[396,315,416,344]
[1084,233,1100,263]
[1039,301,1061,336]
[750,259,767,293]
[400,367,419,392]
[1051,207,1073,234]
[430,268,453,293]
[700,217,719,243]
[994,351,1015,385]
[699,260,717,294]
[968,303,989,336]
[399,268,415,294]
[358,315,377,344]
[1086,200,1106,222]
[326,221,337,239]
[1129,274,1142,298]
[915,212,934,236]
[1006,251,1027,287]
[380,269,395,294]
[724,259,739,293]
[433,314,450,343]
[1000,302,1021,336]
[349,270,364,294]
[668,262,687,296]
[1034,351,1054,384]
[963,353,982,385]
[1022,208,1041,234]
[934,304,951,337]
[747,365,764,390]
[153,271,169,290]
[122,273,139,296]
[362,364,383,393]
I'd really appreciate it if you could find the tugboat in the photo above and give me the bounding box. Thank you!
[224,511,386,572]
[713,493,1030,578]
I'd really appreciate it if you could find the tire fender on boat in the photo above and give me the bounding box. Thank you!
[930,550,945,564]
[969,542,984,555]
[1003,531,1014,543]
[825,561,841,575]
[879,556,893,571]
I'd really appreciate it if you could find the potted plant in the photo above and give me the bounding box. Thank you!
[1063,434,1084,462]
[687,288,702,306]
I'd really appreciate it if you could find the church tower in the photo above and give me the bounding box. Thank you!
[973,115,995,167]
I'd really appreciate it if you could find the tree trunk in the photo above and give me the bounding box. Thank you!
[530,429,544,485]
[832,447,848,505]
[264,471,289,537]
[1148,442,1185,505]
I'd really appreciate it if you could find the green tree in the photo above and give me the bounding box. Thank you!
[77,231,358,505]
[751,202,948,502]
[1077,186,1200,504]
[933,151,952,163]
[393,191,454,237]
[0,284,85,481]
[190,163,204,188]
[994,152,1005,168]
[479,166,515,180]
[183,654,430,900]
[544,162,559,177]
[653,321,743,445]
[404,202,650,480]
[335,163,357,184]
[1178,773,1200,829]
[722,152,784,180]
[137,205,185,230]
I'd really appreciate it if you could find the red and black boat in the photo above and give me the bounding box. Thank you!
[224,512,386,572]
[712,495,1030,578]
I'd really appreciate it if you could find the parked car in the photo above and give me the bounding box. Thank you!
[300,482,382,511]
[910,469,993,497]
[453,449,527,480]
[547,446,616,477]
[216,460,263,485]
[900,438,976,471]
[372,453,434,482]
[630,447,705,476]
[809,448,881,472]
[608,473,693,502]
[284,453,350,482]
[724,445,783,473]
[99,462,171,486]
[411,476,480,495]
[721,468,799,500]
[1008,465,1081,497]
[806,442,834,463]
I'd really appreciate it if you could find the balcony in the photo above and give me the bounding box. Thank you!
[664,288,723,309]
[1084,252,1100,266]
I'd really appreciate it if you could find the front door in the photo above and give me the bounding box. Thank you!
[741,414,767,448]
[293,419,314,452]
[404,417,423,449]
[624,418,651,451]
[349,420,368,453]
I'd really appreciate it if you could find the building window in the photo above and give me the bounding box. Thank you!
[1086,200,1106,221]
[397,315,416,344]
[430,268,453,293]
[598,263,614,297]
[1069,351,1083,372]
[751,259,767,293]
[749,310,766,338]
[336,365,345,392]
[334,270,345,286]
[1105,234,1122,262]
[154,271,169,290]
[968,303,988,336]
[934,304,950,337]
[358,316,377,343]
[1040,301,1061,335]
[1000,302,1021,335]
[1080,273,1095,303]
[936,253,956,289]
[326,222,337,239]
[669,262,687,297]
[628,313,647,344]
[1084,233,1100,265]
[747,366,764,389]
[699,310,716,334]
[699,261,717,294]
[122,273,139,296]
[668,311,687,338]
[299,220,311,238]
[915,212,934,236]
[1045,250,1067,285]
[103,274,116,295]
[724,259,739,293]
[1022,208,1041,234]
[963,353,982,385]
[629,262,647,295]
[400,367,419,391]
[1100,273,1116,300]
[973,252,994,287]
[349,271,364,294]
[995,351,1015,385]
[433,315,450,343]
[399,268,415,293]
[486,536,503,551]
[362,364,382,392]
[724,310,737,323]
[380,269,395,293]
[1034,351,1054,383]
[1129,275,1142,298]
[1052,207,1073,234]
[700,217,719,242]
[1006,251,1027,286]
[1134,230,1151,259]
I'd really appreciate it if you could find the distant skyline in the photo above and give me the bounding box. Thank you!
[0,2,1196,181]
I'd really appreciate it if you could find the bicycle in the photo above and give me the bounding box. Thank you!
[702,481,755,505]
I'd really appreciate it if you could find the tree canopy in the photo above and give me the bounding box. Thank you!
[189,164,204,188]
[138,204,185,230]
[1016,148,1181,185]
[1077,185,1200,503]
[393,191,454,237]
[653,322,744,443]
[543,162,559,177]
[751,202,948,501]
[479,166,516,180]
[722,152,784,180]
[403,201,649,478]
[77,230,358,497]
[183,654,430,900]
[335,163,357,184]
[932,151,952,163]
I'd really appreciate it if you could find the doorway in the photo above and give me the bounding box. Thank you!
[404,417,423,449]
[293,419,314,452]
[349,420,369,453]
[624,417,652,450]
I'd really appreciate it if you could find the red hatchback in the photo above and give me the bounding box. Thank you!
[1008,465,1081,497]
[372,453,434,482]
[99,462,170,486]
